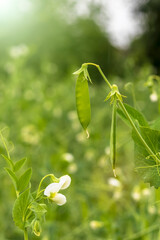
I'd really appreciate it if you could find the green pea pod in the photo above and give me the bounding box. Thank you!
[110,95,117,177]
[76,72,91,137]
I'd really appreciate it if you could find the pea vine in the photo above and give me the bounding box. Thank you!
[0,130,71,239]
[74,63,160,188]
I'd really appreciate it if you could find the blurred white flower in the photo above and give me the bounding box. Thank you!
[21,125,40,145]
[71,121,81,131]
[43,101,52,111]
[76,132,86,143]
[113,191,122,200]
[105,146,110,155]
[62,153,74,162]
[89,220,104,230]
[85,149,95,161]
[148,205,156,215]
[44,175,71,206]
[108,178,121,187]
[150,92,158,102]
[98,156,106,167]
[132,192,141,201]
[142,188,151,197]
[9,44,29,58]
[131,186,141,201]
[67,163,78,174]
[52,107,62,118]
[67,111,77,120]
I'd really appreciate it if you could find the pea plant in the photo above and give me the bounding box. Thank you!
[74,63,160,188]
[0,131,71,239]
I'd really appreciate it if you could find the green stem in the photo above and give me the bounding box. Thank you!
[0,131,11,160]
[85,63,112,89]
[36,174,58,197]
[110,96,117,177]
[119,101,160,163]
[24,228,28,240]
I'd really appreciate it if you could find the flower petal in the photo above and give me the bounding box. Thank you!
[44,182,62,197]
[59,175,71,189]
[52,193,66,206]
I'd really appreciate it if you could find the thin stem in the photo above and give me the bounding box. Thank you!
[0,131,10,160]
[124,223,159,240]
[37,174,58,197]
[24,228,28,240]
[85,63,112,89]
[119,101,160,163]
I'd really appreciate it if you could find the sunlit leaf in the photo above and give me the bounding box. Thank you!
[12,188,31,230]
[17,168,32,192]
[132,126,160,188]
[2,154,14,169]
[117,103,148,127]
[4,168,18,190]
[14,158,27,172]
[30,202,47,219]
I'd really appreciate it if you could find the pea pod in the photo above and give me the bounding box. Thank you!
[110,95,117,177]
[76,72,91,137]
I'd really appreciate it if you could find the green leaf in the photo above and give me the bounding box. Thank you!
[12,188,31,230]
[117,103,149,127]
[132,126,160,188]
[76,72,91,132]
[18,168,32,192]
[30,202,47,219]
[14,158,27,172]
[1,154,14,169]
[151,117,160,131]
[4,168,18,190]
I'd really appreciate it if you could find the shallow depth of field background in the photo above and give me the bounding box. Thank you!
[0,0,160,239]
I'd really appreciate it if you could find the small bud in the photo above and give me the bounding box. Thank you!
[33,220,41,237]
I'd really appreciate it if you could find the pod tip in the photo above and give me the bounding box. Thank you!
[113,169,117,178]
[86,129,90,139]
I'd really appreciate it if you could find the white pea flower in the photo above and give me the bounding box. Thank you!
[89,220,104,230]
[150,92,158,102]
[9,44,29,58]
[59,175,71,189]
[131,186,141,201]
[108,178,121,187]
[44,175,71,206]
[62,153,74,163]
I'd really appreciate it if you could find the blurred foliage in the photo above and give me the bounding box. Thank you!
[0,0,124,83]
[131,0,160,74]
[0,0,160,239]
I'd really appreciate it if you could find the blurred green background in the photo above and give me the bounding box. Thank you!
[0,0,160,239]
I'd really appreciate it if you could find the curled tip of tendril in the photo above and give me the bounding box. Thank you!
[113,169,117,178]
[86,129,90,139]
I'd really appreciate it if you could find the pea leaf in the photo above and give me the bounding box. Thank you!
[151,117,160,131]
[4,168,18,190]
[17,168,32,192]
[30,202,47,219]
[117,103,149,127]
[12,188,31,230]
[14,158,27,172]
[132,126,160,188]
[2,154,14,169]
